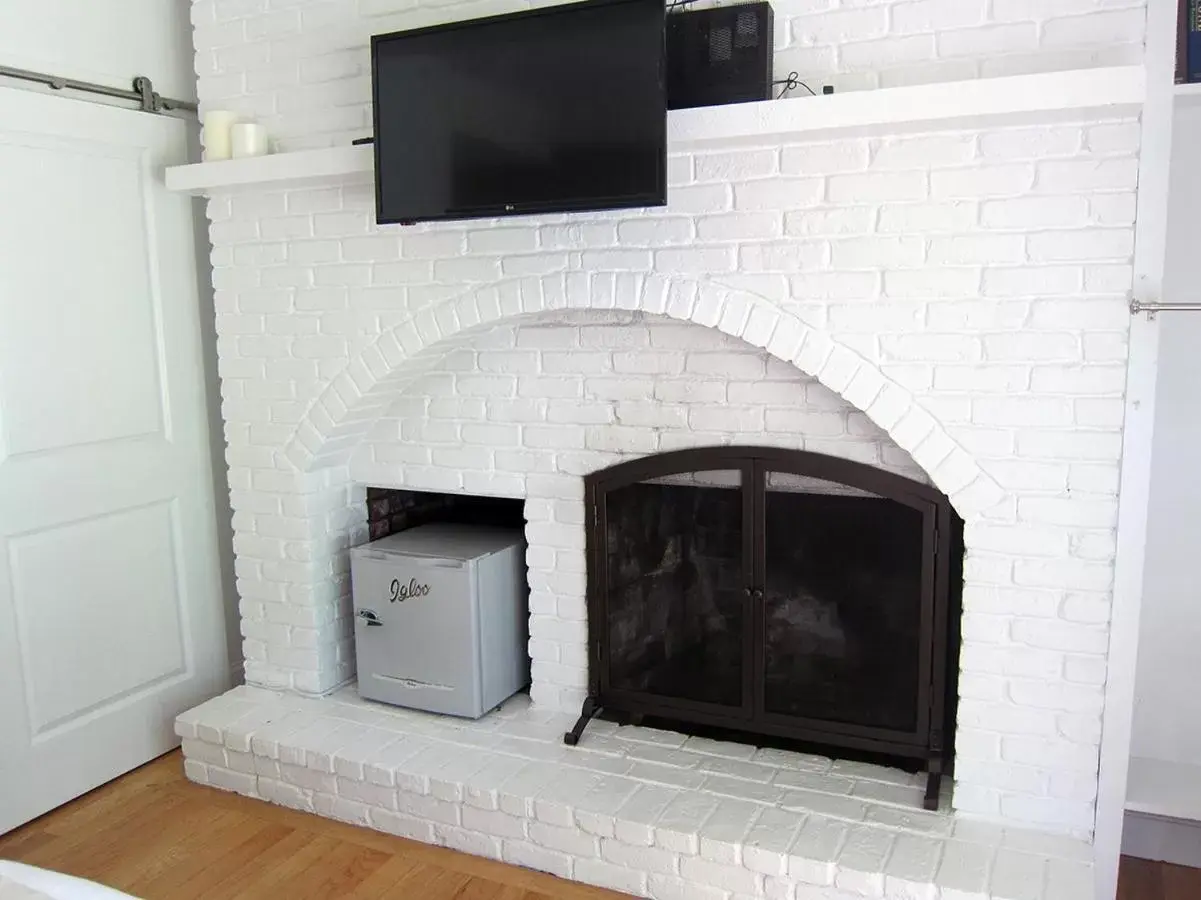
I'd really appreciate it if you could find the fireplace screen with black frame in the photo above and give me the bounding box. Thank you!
[603,466,750,710]
[568,446,959,810]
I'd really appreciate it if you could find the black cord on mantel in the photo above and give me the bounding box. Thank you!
[774,71,817,100]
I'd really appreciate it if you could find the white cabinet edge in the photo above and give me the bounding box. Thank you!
[165,66,1146,196]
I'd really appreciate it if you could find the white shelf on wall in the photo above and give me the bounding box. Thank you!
[1125,756,1201,821]
[165,65,1145,196]
[1175,81,1201,106]
[166,144,374,195]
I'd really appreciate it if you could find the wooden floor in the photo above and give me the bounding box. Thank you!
[0,751,624,899]
[1,751,1198,899]
[1118,856,1201,900]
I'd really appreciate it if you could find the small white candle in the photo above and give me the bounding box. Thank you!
[230,123,270,159]
[203,110,238,161]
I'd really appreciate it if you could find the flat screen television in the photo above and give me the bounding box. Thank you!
[371,0,667,224]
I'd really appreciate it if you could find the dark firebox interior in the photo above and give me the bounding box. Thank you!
[763,490,923,732]
[605,476,746,709]
[366,487,525,540]
[605,477,925,733]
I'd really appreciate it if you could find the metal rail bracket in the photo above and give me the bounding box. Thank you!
[1130,298,1201,320]
[0,64,197,115]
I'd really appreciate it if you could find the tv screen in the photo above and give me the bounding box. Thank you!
[371,0,667,224]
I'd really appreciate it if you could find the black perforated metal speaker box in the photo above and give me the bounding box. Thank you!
[666,2,774,111]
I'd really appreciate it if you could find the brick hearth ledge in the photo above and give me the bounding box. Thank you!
[178,686,1092,899]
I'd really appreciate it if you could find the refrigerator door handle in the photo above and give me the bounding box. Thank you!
[357,608,384,627]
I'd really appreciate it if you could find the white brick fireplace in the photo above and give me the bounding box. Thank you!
[177,1,1148,896]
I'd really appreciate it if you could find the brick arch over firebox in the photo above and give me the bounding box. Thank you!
[282,273,1003,520]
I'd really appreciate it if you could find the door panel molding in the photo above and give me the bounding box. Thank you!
[0,84,229,834]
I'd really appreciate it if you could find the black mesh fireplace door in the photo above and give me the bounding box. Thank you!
[564,446,958,810]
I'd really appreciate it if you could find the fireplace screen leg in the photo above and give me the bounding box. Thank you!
[563,696,601,746]
[923,758,944,811]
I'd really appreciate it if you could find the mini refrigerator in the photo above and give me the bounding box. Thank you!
[350,523,529,718]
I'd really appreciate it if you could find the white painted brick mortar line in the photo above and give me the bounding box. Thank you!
[177,687,1095,900]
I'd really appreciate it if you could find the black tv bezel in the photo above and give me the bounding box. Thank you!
[370,0,668,226]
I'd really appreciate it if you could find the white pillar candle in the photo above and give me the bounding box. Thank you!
[230,123,270,159]
[202,110,238,161]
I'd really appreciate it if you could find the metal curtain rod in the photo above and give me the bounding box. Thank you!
[1130,299,1201,320]
[0,64,197,114]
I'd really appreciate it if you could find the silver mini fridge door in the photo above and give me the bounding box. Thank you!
[352,550,481,717]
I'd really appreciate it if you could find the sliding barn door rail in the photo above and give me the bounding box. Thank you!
[0,64,196,114]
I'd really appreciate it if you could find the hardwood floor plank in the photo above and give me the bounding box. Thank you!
[128,813,274,898]
[491,887,530,900]
[0,825,57,859]
[224,834,342,900]
[36,756,181,838]
[378,864,473,900]
[464,880,538,900]
[158,823,295,900]
[344,855,424,899]
[199,828,317,900]
[91,801,242,888]
[1161,860,1201,900]
[24,794,205,879]
[285,842,393,900]
[10,786,192,873]
[1117,857,1154,900]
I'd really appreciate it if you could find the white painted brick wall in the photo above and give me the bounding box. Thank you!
[190,0,1146,151]
[190,0,1141,837]
[200,114,1137,837]
[352,317,941,707]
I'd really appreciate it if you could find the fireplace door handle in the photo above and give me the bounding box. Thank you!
[744,588,764,602]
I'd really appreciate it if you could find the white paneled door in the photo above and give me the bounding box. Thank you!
[0,87,230,832]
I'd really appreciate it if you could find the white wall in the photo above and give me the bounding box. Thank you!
[0,0,197,101]
[1129,105,1201,765]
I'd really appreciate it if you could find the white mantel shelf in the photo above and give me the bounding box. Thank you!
[166,65,1144,196]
